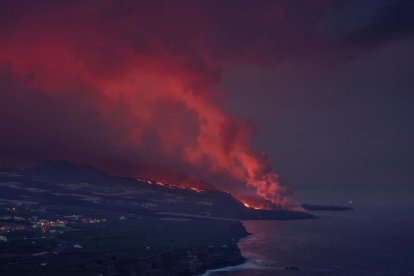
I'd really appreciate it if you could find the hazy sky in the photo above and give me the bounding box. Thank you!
[223,37,414,189]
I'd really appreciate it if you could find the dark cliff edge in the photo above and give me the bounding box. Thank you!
[113,221,249,276]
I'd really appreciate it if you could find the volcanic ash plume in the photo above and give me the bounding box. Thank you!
[0,1,290,205]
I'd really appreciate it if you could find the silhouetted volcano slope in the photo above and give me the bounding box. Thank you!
[30,160,132,185]
[0,160,314,220]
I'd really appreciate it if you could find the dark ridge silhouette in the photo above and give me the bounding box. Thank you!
[1,160,315,220]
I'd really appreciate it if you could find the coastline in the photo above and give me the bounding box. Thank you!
[200,261,263,276]
[200,225,258,276]
[199,222,298,276]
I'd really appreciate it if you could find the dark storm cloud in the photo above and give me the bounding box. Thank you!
[324,0,414,46]
[1,1,413,61]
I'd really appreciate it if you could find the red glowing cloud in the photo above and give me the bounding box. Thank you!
[2,1,409,205]
[4,1,376,205]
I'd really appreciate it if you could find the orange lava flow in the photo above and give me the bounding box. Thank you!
[138,178,206,193]
[239,196,281,210]
[242,201,261,210]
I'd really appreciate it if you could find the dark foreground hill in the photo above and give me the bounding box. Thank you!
[0,204,248,275]
[0,160,314,275]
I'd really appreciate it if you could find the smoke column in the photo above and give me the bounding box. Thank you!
[0,0,336,205]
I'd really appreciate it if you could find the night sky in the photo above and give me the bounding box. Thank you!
[1,1,413,204]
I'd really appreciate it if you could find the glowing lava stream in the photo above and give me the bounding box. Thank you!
[138,177,277,210]
[137,178,205,193]
[241,202,260,210]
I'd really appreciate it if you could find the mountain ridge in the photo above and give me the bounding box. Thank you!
[0,160,315,220]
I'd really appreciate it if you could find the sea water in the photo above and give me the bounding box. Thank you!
[205,205,414,276]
